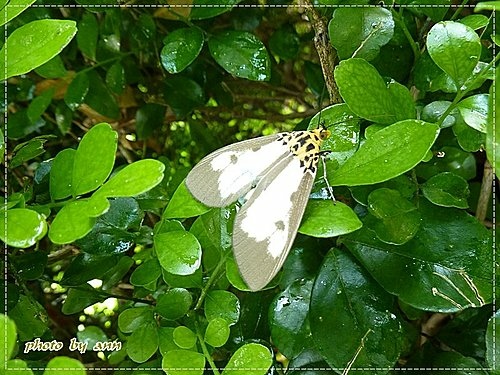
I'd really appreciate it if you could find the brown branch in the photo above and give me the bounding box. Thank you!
[476,160,493,222]
[297,0,342,104]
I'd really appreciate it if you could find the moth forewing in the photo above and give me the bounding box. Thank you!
[232,154,317,291]
[185,134,288,207]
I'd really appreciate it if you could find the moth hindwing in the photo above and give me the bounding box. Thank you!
[185,128,330,291]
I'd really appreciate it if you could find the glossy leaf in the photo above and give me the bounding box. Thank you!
[0,0,37,27]
[269,279,314,359]
[204,290,240,325]
[486,310,500,372]
[156,288,193,320]
[332,120,440,186]
[50,148,76,200]
[299,200,362,238]
[162,350,205,375]
[173,326,197,349]
[155,230,202,275]
[208,31,271,81]
[161,27,204,73]
[426,21,481,87]
[76,12,98,60]
[44,357,86,374]
[10,137,50,169]
[0,314,17,364]
[205,317,230,347]
[366,188,420,244]
[60,253,118,286]
[64,73,90,111]
[130,258,162,287]
[164,181,211,219]
[72,123,117,196]
[486,67,499,172]
[190,0,242,19]
[1,208,47,248]
[223,343,272,375]
[422,172,469,208]
[335,58,415,124]
[118,307,154,333]
[310,250,404,369]
[48,200,99,244]
[329,8,394,61]
[344,200,492,312]
[457,94,489,133]
[94,159,165,198]
[0,19,77,79]
[126,321,158,363]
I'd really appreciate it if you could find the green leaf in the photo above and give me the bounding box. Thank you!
[268,27,300,60]
[48,200,99,244]
[84,70,120,119]
[345,200,492,312]
[422,172,470,208]
[77,13,98,61]
[10,137,51,169]
[9,295,47,341]
[161,27,204,74]
[50,148,76,200]
[204,317,230,347]
[426,21,481,87]
[365,188,420,244]
[475,1,500,11]
[173,326,197,349]
[64,73,90,111]
[416,146,476,181]
[155,230,202,275]
[208,31,271,82]
[486,310,500,372]
[334,58,415,124]
[458,14,490,30]
[118,307,154,333]
[164,76,205,117]
[204,290,240,325]
[333,120,440,186]
[72,123,118,196]
[222,343,272,375]
[44,357,86,374]
[310,250,404,369]
[189,0,242,19]
[0,314,17,364]
[269,279,314,359]
[164,181,211,219]
[1,208,47,248]
[452,118,485,152]
[457,94,489,133]
[299,200,362,238]
[77,326,108,350]
[130,258,162,287]
[61,253,118,286]
[0,0,37,27]
[329,8,394,61]
[35,56,67,79]
[27,89,54,124]
[106,62,125,94]
[486,67,499,172]
[156,288,193,320]
[95,159,165,198]
[126,321,159,363]
[62,285,103,315]
[162,350,205,375]
[308,103,361,165]
[0,19,77,80]
[13,251,47,280]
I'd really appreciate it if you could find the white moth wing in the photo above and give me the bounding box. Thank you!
[185,134,290,207]
[232,154,316,291]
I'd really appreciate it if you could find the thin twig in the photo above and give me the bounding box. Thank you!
[476,160,493,222]
[297,0,341,104]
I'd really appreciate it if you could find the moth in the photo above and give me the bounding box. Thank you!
[185,127,331,291]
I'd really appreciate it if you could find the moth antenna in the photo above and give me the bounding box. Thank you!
[320,151,336,203]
